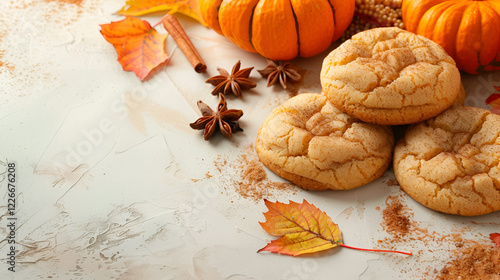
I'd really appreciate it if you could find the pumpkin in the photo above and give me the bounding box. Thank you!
[199,0,355,61]
[402,0,500,74]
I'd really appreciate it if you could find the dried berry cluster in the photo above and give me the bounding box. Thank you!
[341,0,404,41]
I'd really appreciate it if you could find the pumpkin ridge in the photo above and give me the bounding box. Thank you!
[456,2,483,73]
[433,1,467,60]
[248,2,258,51]
[327,0,336,27]
[450,3,467,61]
[477,2,500,67]
[478,1,483,67]
[200,0,224,35]
[289,0,301,58]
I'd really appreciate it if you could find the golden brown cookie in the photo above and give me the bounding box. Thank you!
[394,105,500,216]
[320,27,461,125]
[255,93,394,191]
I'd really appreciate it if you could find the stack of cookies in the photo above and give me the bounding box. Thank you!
[256,27,500,216]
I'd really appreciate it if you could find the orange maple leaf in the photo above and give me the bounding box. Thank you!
[491,233,500,248]
[100,16,169,81]
[258,199,412,257]
[117,0,205,25]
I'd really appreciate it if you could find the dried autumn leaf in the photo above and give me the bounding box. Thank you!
[491,233,500,248]
[258,199,343,256]
[117,0,205,25]
[486,85,500,115]
[258,199,412,257]
[100,16,169,81]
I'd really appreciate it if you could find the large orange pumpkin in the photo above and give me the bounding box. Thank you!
[199,0,355,60]
[403,0,500,74]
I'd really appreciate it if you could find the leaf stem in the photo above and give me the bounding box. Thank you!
[339,244,412,256]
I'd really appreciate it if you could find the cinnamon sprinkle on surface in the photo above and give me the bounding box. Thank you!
[243,158,267,184]
[384,178,399,186]
[382,195,412,237]
[45,0,84,5]
[437,242,500,279]
[212,144,296,201]
[377,194,500,279]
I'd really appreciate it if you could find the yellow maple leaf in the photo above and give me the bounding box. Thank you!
[117,0,206,25]
[258,199,412,257]
[258,199,343,256]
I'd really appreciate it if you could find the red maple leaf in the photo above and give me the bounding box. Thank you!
[486,85,500,115]
[491,233,500,248]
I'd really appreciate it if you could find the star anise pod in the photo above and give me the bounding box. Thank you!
[205,60,256,98]
[190,93,244,140]
[258,59,302,89]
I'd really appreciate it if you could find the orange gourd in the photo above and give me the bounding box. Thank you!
[403,0,500,74]
[199,0,355,61]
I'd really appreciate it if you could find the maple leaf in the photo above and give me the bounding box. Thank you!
[117,0,205,25]
[486,85,500,115]
[100,16,169,81]
[258,199,343,256]
[491,233,500,248]
[258,199,412,257]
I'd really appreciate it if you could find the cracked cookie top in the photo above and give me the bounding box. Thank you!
[320,27,461,125]
[394,105,500,216]
[255,93,394,191]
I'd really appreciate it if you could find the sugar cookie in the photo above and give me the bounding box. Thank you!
[256,93,394,190]
[394,105,500,216]
[321,27,461,125]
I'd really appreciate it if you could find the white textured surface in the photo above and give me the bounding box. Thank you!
[0,1,499,279]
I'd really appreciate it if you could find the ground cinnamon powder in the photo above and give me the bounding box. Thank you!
[45,0,84,5]
[241,155,267,184]
[213,143,296,201]
[378,194,500,279]
[0,31,14,73]
[382,195,412,237]
[437,242,500,279]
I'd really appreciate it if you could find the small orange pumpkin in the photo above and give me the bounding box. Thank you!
[199,0,355,60]
[403,0,500,74]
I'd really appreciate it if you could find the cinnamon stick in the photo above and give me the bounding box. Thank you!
[162,13,207,73]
